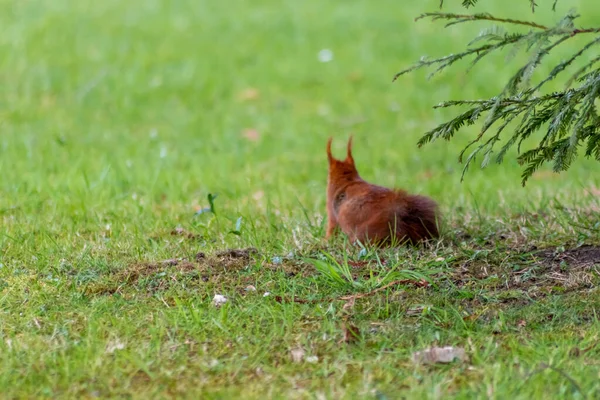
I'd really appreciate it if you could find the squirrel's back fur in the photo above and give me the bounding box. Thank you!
[326,137,439,246]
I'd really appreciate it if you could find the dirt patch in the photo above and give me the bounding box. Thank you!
[449,244,600,297]
[119,259,197,284]
[214,248,258,260]
[87,248,313,296]
[170,227,203,240]
[535,245,600,268]
[526,245,600,291]
[85,259,199,295]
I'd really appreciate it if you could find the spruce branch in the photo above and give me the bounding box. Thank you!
[392,33,524,81]
[397,6,600,185]
[438,0,554,12]
[416,12,548,30]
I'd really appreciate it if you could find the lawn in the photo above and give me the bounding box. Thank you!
[1,0,600,398]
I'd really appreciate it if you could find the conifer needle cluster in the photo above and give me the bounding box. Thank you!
[396,0,600,185]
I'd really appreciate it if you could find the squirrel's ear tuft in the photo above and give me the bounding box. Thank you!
[345,136,354,163]
[327,137,334,163]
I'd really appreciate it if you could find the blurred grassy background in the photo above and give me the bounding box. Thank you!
[2,1,598,216]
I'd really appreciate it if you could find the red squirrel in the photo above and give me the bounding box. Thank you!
[326,137,439,246]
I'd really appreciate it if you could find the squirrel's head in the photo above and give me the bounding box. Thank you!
[326,137,360,187]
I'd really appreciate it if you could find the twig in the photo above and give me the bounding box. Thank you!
[416,12,548,30]
[572,28,600,35]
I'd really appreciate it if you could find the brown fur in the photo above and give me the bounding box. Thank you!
[326,137,439,246]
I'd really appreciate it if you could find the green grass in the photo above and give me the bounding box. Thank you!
[1,0,600,398]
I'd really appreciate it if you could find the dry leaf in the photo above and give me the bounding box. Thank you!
[290,347,305,363]
[347,71,363,82]
[252,191,264,201]
[237,88,260,101]
[411,346,468,365]
[586,186,600,196]
[418,170,434,180]
[517,319,527,328]
[342,297,355,311]
[242,128,260,142]
[463,313,479,322]
[339,322,360,344]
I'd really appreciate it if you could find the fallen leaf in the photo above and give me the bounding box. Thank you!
[463,313,479,322]
[237,88,260,102]
[418,170,434,180]
[242,128,260,142]
[411,346,468,365]
[347,71,363,82]
[339,322,360,344]
[245,285,256,292]
[586,186,600,196]
[517,319,527,328]
[290,347,305,363]
[348,260,369,268]
[342,297,355,311]
[252,190,264,201]
[409,279,431,288]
